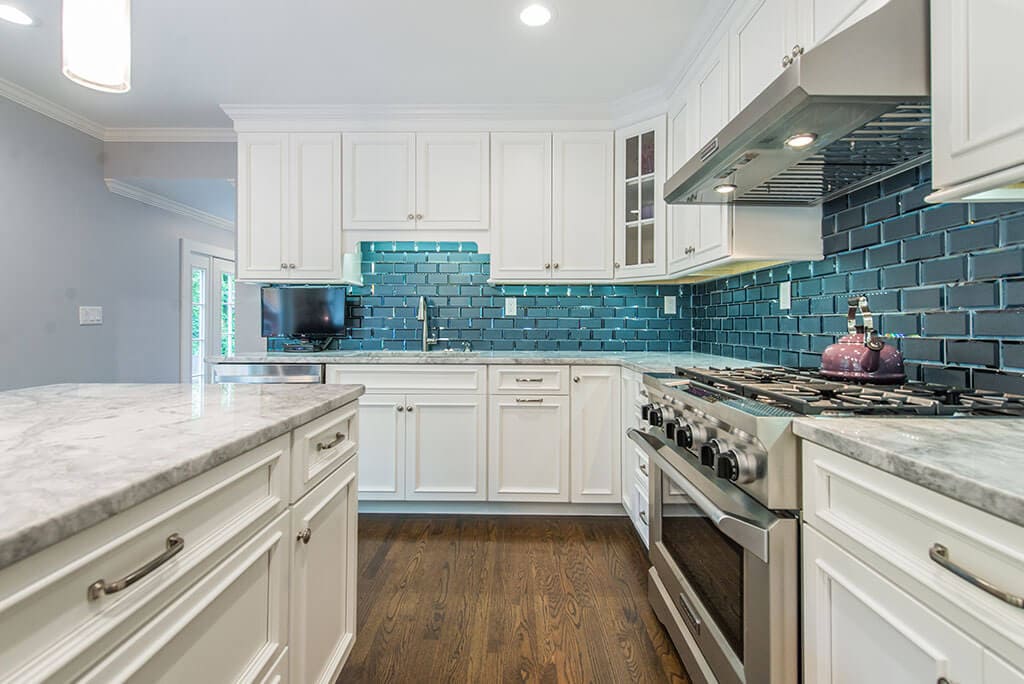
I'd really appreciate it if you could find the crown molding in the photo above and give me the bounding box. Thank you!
[103,127,236,143]
[104,179,235,232]
[0,77,106,140]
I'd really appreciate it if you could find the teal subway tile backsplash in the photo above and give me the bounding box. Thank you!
[268,242,693,352]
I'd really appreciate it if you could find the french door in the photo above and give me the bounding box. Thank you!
[181,241,236,383]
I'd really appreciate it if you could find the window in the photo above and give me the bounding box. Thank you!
[181,241,235,383]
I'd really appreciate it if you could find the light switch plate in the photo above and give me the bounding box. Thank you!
[504,297,517,317]
[79,306,103,325]
[664,295,677,315]
[778,282,792,311]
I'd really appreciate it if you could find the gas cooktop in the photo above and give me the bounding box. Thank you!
[674,366,1024,417]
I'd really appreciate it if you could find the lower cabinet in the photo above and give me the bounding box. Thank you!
[354,393,406,500]
[488,394,571,502]
[289,455,359,684]
[569,366,621,503]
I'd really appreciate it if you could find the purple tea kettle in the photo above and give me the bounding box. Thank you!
[819,296,906,384]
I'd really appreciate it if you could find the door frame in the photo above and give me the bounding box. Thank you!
[180,239,235,382]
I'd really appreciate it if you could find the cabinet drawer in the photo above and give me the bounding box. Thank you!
[634,445,650,487]
[803,442,1024,665]
[632,482,650,548]
[326,364,485,394]
[80,513,290,684]
[0,435,289,683]
[291,402,358,502]
[489,365,568,394]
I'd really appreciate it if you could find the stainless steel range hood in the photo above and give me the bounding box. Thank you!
[665,0,931,207]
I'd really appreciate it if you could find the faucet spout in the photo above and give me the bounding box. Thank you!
[417,296,431,352]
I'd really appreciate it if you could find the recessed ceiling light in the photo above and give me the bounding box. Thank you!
[784,132,818,149]
[520,4,552,27]
[714,183,738,195]
[62,0,132,94]
[0,4,34,26]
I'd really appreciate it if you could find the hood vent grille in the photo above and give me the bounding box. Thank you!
[738,104,931,205]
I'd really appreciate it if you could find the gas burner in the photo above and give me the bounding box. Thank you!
[674,366,1024,417]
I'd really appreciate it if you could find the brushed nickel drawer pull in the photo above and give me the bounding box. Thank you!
[929,543,1024,608]
[297,528,312,544]
[88,534,184,601]
[515,397,544,403]
[677,591,702,634]
[639,462,648,477]
[638,510,648,526]
[514,377,544,383]
[316,431,345,451]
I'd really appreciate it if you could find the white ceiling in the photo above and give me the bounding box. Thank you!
[0,0,709,129]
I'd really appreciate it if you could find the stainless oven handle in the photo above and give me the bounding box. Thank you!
[628,428,771,563]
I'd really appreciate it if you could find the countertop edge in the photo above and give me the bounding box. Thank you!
[0,385,365,572]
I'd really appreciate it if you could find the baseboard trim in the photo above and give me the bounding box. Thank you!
[358,501,628,516]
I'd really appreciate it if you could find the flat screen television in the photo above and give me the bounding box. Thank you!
[261,287,347,337]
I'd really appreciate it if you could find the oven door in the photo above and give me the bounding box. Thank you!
[628,429,798,684]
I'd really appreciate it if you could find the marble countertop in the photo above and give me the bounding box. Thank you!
[794,417,1024,527]
[0,382,364,571]
[209,350,762,374]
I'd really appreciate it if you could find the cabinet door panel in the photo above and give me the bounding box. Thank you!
[693,40,732,264]
[416,133,489,230]
[488,395,570,502]
[490,132,552,281]
[803,525,983,684]
[342,133,416,230]
[290,458,358,684]
[986,651,1024,684]
[353,394,405,500]
[667,99,698,273]
[798,0,886,51]
[405,394,486,501]
[570,366,621,503]
[615,117,666,279]
[731,0,794,112]
[237,133,289,280]
[289,133,342,279]
[552,132,615,280]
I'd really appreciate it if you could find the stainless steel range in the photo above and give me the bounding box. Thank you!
[629,366,1024,684]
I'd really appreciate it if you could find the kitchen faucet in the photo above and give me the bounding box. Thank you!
[416,296,438,352]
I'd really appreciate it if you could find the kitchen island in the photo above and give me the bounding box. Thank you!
[0,382,363,683]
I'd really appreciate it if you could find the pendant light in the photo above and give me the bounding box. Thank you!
[62,0,132,93]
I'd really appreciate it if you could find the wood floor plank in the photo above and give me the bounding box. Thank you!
[342,515,690,684]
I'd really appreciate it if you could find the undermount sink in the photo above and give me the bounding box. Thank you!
[362,350,479,357]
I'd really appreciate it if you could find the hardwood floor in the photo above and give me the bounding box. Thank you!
[341,515,689,684]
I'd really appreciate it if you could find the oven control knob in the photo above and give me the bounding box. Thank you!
[648,407,664,427]
[641,403,654,421]
[714,451,757,484]
[675,424,694,449]
[665,420,678,441]
[699,439,722,468]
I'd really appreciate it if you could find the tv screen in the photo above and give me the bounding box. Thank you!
[261,287,347,337]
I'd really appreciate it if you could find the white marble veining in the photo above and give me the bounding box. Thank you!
[0,383,364,571]
[209,350,763,374]
[794,417,1024,527]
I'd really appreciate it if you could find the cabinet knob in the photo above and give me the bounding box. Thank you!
[297,528,312,544]
[553,263,559,269]
[791,44,804,58]
[573,376,581,383]
[544,263,551,269]
[407,213,415,221]
[614,262,621,268]
[782,54,792,67]
[415,213,423,220]
[396,405,405,412]
[406,405,414,412]
[280,263,287,269]
[289,263,296,269]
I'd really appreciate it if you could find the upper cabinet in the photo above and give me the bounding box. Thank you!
[236,132,343,283]
[342,132,489,232]
[929,0,1024,202]
[615,116,666,280]
[731,0,801,113]
[490,131,614,283]
[795,0,891,53]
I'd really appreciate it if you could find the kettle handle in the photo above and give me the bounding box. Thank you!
[847,296,884,351]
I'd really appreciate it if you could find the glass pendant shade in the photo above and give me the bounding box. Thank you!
[62,0,131,93]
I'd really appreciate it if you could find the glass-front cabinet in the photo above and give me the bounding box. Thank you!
[615,115,666,280]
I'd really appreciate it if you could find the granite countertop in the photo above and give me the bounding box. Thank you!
[209,350,762,374]
[0,382,364,571]
[794,417,1024,527]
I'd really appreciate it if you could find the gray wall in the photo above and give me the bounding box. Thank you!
[0,98,234,390]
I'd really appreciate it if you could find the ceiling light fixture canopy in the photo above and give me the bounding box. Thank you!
[520,3,552,27]
[0,4,33,25]
[62,0,132,93]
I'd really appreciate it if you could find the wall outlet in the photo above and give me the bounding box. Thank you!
[664,295,677,315]
[504,297,517,317]
[778,282,792,311]
[79,306,103,325]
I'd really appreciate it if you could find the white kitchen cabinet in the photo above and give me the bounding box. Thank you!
[620,368,643,513]
[804,525,984,684]
[691,36,732,266]
[290,455,358,684]
[551,132,615,281]
[730,0,801,113]
[342,132,416,231]
[416,133,490,231]
[237,132,343,282]
[343,132,490,232]
[569,366,621,504]
[352,393,406,501]
[404,394,487,501]
[490,132,553,281]
[795,0,890,53]
[614,116,666,280]
[488,394,570,502]
[988,652,1024,684]
[929,0,1024,203]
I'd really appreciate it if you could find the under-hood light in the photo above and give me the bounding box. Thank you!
[784,132,818,149]
[62,0,132,93]
[714,183,738,195]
